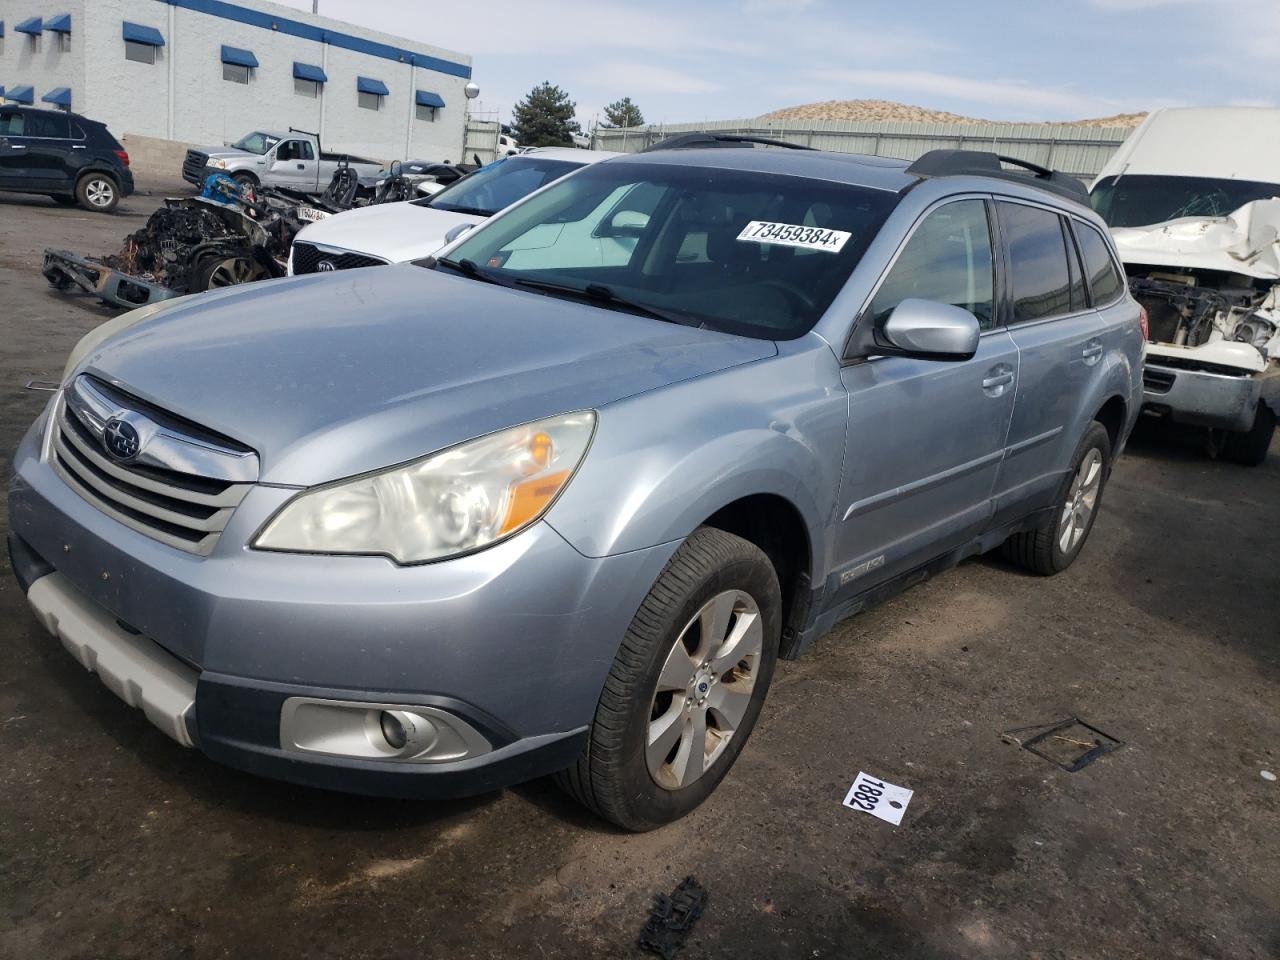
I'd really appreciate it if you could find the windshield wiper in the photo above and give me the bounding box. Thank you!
[512,279,697,326]
[434,257,515,288]
[430,204,494,217]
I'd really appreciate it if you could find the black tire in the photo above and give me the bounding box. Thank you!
[1002,421,1112,576]
[556,527,781,831]
[231,172,259,191]
[1221,404,1275,467]
[51,195,78,206]
[75,172,119,213]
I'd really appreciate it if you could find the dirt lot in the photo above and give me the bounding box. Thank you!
[1,188,1277,960]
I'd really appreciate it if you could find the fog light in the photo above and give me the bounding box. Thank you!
[380,710,408,750]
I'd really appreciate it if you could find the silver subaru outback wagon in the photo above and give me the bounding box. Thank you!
[8,140,1143,830]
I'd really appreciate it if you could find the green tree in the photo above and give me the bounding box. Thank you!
[510,82,582,148]
[603,96,645,129]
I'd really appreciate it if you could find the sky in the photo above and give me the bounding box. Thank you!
[276,0,1279,128]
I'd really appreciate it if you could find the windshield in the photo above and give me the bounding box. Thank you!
[442,161,898,339]
[232,131,281,155]
[1091,174,1280,228]
[415,156,583,217]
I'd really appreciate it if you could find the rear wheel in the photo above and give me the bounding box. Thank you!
[1221,404,1275,466]
[1002,422,1111,576]
[75,173,118,213]
[556,527,781,831]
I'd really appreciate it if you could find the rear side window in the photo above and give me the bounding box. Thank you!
[1076,223,1126,306]
[869,198,996,330]
[1062,219,1088,312]
[0,112,24,136]
[998,201,1072,323]
[25,112,71,138]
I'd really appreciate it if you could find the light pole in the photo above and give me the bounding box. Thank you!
[463,81,480,163]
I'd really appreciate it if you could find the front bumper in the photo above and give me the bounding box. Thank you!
[8,408,678,797]
[1142,361,1265,431]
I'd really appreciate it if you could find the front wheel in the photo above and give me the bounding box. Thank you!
[556,527,781,831]
[76,173,118,212]
[1002,421,1112,576]
[1221,404,1275,466]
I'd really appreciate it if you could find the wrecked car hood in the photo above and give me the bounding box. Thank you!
[1111,198,1280,278]
[292,201,482,264]
[79,266,777,486]
[196,145,259,161]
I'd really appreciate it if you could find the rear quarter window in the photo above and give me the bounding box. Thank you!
[1075,222,1126,306]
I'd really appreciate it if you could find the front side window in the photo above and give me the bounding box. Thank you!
[1076,222,1126,306]
[442,161,898,340]
[0,111,24,136]
[998,201,1073,324]
[867,198,996,330]
[358,91,381,111]
[223,62,250,84]
[419,157,583,217]
[125,40,156,64]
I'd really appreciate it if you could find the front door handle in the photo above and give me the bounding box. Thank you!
[983,372,1014,389]
[982,364,1015,397]
[297,163,305,169]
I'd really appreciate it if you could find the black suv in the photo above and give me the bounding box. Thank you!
[0,106,134,213]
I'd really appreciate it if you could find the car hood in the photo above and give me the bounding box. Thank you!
[197,146,257,160]
[293,201,483,264]
[1110,198,1280,279]
[79,266,777,486]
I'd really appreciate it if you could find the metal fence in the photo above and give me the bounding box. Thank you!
[463,116,501,165]
[591,117,1136,180]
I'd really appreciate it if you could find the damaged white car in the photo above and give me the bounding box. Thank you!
[1091,107,1280,465]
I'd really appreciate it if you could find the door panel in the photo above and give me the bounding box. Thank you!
[831,197,1014,601]
[21,109,73,186]
[0,110,30,183]
[991,201,1106,518]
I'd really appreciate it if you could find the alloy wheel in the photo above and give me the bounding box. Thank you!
[1059,447,1103,554]
[646,590,764,790]
[85,179,114,208]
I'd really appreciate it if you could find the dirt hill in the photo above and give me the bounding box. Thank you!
[759,99,1145,127]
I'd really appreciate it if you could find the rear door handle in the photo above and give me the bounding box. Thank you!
[1082,339,1103,365]
[72,144,86,149]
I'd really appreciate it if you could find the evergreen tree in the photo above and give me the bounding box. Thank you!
[510,82,582,148]
[603,96,646,129]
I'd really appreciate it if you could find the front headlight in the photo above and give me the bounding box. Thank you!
[254,412,596,564]
[207,158,228,169]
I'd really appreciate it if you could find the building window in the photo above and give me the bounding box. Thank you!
[294,78,319,99]
[29,33,43,54]
[358,91,382,111]
[223,63,251,84]
[415,104,438,122]
[58,33,72,53]
[125,40,157,64]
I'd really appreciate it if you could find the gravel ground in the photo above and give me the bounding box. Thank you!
[0,189,1277,960]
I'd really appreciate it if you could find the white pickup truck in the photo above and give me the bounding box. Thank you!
[181,128,383,194]
[1091,107,1280,465]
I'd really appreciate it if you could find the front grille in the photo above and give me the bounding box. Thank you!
[290,241,389,275]
[51,378,258,557]
[1143,368,1176,394]
[182,149,209,184]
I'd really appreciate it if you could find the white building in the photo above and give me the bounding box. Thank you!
[0,0,473,163]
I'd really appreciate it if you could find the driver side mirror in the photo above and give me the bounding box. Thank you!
[846,298,981,362]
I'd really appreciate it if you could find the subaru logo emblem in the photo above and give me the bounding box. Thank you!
[103,417,141,461]
[316,259,336,272]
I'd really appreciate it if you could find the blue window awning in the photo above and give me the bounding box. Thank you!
[42,87,71,106]
[15,17,42,35]
[357,76,389,96]
[220,44,258,68]
[45,14,71,33]
[122,21,165,46]
[293,62,327,83]
[415,90,445,109]
[6,85,34,104]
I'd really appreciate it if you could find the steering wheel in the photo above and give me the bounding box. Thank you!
[757,280,817,316]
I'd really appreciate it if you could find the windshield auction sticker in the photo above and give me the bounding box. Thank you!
[737,221,852,253]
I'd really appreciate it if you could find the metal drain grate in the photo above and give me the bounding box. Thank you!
[1001,717,1123,772]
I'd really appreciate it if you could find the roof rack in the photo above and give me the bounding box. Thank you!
[905,149,1089,204]
[641,132,815,153]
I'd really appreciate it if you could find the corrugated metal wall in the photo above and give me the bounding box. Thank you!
[592,118,1135,180]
